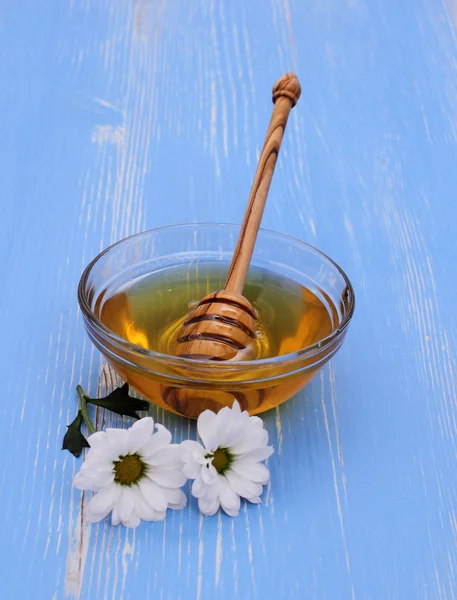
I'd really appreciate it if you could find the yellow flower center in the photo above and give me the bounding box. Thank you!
[210,448,233,475]
[113,454,145,485]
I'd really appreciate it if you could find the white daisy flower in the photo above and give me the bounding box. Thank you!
[180,401,273,517]
[73,417,187,528]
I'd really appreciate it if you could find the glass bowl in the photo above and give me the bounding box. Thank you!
[78,223,355,418]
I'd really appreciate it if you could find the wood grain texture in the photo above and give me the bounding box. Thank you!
[176,291,259,362]
[0,0,456,599]
[224,73,300,294]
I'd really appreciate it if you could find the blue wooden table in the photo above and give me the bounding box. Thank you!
[1,1,457,598]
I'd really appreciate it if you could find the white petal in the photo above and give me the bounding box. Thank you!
[198,494,220,516]
[219,480,240,514]
[195,453,211,466]
[191,477,208,499]
[148,468,187,488]
[105,428,129,457]
[214,406,232,445]
[73,462,114,492]
[99,467,116,482]
[231,400,242,414]
[233,405,251,431]
[205,482,220,500]
[85,484,121,522]
[73,470,98,491]
[225,470,263,499]
[247,496,262,504]
[138,478,168,512]
[215,403,250,448]
[117,487,135,523]
[215,406,232,422]
[111,503,121,526]
[201,463,218,485]
[105,427,129,439]
[223,423,248,449]
[197,409,217,450]
[237,446,274,462]
[180,440,205,461]
[81,443,114,462]
[180,439,203,453]
[81,457,114,473]
[222,506,239,517]
[232,461,270,484]
[248,416,264,428]
[127,417,155,454]
[232,428,268,455]
[145,446,182,468]
[166,488,187,510]
[77,473,114,491]
[86,431,108,448]
[131,485,158,521]
[152,511,167,521]
[79,444,111,462]
[182,461,201,479]
[163,486,185,505]
[79,456,114,473]
[85,509,107,524]
[141,425,172,458]
[123,512,141,528]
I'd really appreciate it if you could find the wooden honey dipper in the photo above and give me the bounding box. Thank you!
[176,73,301,361]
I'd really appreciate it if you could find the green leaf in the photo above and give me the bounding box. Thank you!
[87,383,149,420]
[62,410,91,457]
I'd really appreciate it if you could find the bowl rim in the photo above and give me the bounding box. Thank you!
[78,222,355,369]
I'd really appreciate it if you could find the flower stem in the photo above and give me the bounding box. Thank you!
[72,410,84,430]
[76,385,96,435]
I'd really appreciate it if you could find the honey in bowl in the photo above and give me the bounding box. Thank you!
[97,261,337,417]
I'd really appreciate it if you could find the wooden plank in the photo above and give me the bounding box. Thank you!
[0,0,456,598]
